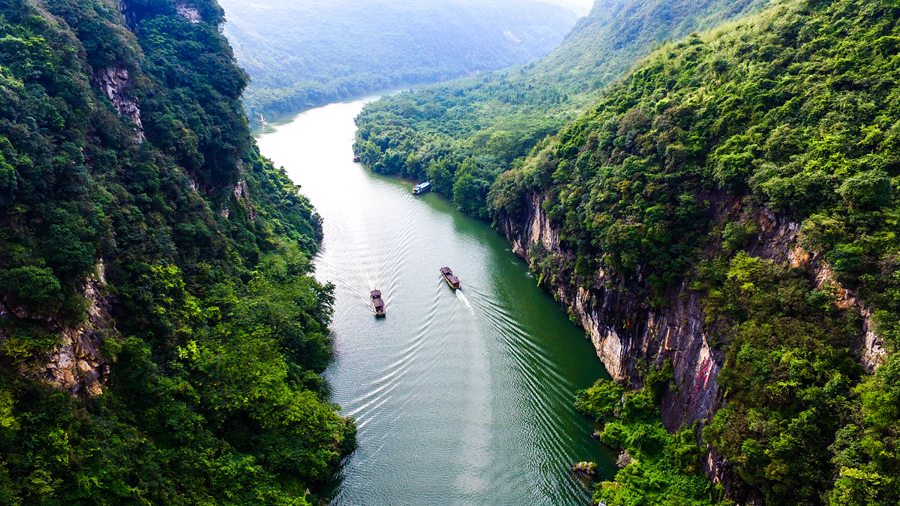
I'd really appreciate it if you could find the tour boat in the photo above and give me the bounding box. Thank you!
[371,290,386,317]
[440,267,461,290]
[412,181,432,195]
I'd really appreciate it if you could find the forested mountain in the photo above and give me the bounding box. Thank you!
[505,0,899,503]
[219,0,579,124]
[0,0,351,503]
[353,0,767,217]
[360,0,900,503]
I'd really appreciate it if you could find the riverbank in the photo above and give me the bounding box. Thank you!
[256,98,615,504]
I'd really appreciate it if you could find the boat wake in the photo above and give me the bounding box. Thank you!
[263,98,609,505]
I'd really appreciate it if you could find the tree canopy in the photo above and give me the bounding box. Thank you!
[0,0,351,503]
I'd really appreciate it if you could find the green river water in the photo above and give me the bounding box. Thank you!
[257,98,614,505]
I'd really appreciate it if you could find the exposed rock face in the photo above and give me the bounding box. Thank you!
[616,450,634,468]
[497,190,884,500]
[0,263,114,397]
[46,262,114,397]
[176,3,202,24]
[859,308,886,371]
[752,209,886,371]
[571,460,599,478]
[94,65,144,141]
[233,178,256,221]
[116,0,137,29]
[499,191,721,430]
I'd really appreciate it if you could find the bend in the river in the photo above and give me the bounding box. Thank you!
[257,98,615,505]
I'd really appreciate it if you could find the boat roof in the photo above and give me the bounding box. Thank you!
[371,290,382,297]
[447,275,460,284]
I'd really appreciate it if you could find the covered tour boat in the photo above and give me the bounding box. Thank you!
[440,267,461,290]
[371,290,386,317]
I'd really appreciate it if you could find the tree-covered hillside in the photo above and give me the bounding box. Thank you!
[491,0,899,503]
[219,0,579,125]
[353,0,767,217]
[0,0,351,503]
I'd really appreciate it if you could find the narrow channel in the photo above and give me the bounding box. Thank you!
[257,98,614,505]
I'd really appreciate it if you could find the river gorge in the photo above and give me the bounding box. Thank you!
[257,98,615,504]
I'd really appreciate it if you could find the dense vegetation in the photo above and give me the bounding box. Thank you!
[219,0,578,125]
[353,0,767,217]
[577,366,724,505]
[0,0,351,503]
[486,0,898,503]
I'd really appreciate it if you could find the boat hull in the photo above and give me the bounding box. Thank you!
[440,267,461,290]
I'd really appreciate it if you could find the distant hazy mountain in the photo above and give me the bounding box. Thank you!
[219,0,579,123]
[541,0,595,16]
[354,0,767,216]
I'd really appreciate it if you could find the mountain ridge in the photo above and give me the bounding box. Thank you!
[353,0,767,217]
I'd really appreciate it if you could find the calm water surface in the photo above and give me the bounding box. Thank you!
[257,98,614,505]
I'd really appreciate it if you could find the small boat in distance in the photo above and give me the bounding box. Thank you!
[353,154,361,163]
[440,267,461,290]
[412,181,432,195]
[371,290,386,317]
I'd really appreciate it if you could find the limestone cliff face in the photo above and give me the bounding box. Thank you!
[496,190,885,499]
[46,265,114,397]
[499,191,721,430]
[94,65,144,141]
[750,209,886,372]
[231,177,255,220]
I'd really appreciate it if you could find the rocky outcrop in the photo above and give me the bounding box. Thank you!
[94,65,144,141]
[616,450,634,468]
[176,3,202,24]
[753,209,886,372]
[116,0,134,29]
[571,460,599,478]
[222,178,255,220]
[46,262,114,397]
[0,262,114,397]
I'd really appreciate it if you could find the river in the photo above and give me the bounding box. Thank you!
[257,98,614,505]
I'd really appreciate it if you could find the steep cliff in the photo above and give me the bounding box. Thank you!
[491,0,899,503]
[0,0,350,503]
[500,191,722,429]
[501,193,886,430]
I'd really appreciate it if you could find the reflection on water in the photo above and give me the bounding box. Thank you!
[257,98,614,505]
